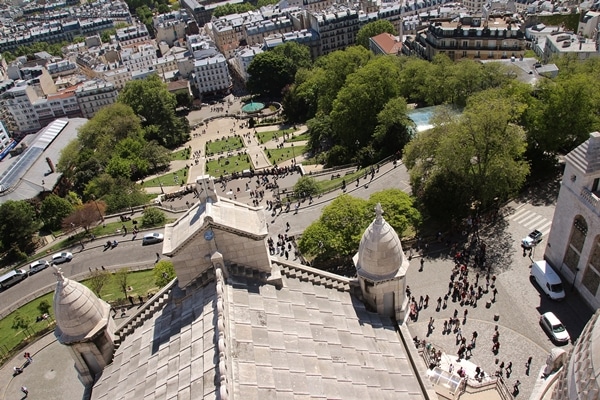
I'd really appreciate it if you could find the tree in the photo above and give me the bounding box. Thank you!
[293,176,319,197]
[247,43,312,97]
[119,75,189,148]
[154,260,176,287]
[114,268,129,300]
[141,141,171,172]
[40,195,74,231]
[88,269,111,298]
[0,200,37,253]
[404,89,530,222]
[356,20,397,49]
[37,300,51,315]
[298,195,370,265]
[141,207,166,228]
[12,312,32,339]
[330,56,403,152]
[62,201,106,233]
[366,189,421,236]
[373,97,415,158]
[247,51,295,98]
[298,191,421,269]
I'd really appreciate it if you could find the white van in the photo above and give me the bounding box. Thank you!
[0,269,27,289]
[530,260,565,300]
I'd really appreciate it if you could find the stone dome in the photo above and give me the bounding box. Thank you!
[551,309,600,400]
[355,203,409,281]
[53,267,111,344]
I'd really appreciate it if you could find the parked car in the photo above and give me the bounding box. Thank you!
[522,229,543,249]
[540,312,570,344]
[29,260,50,275]
[51,252,73,265]
[142,233,164,245]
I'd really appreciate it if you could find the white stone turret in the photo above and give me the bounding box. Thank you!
[353,203,410,322]
[53,267,115,386]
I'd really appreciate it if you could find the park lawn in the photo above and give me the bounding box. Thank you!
[171,148,189,160]
[142,167,189,188]
[81,269,159,304]
[0,292,55,359]
[267,145,306,165]
[287,132,309,143]
[0,269,159,364]
[315,168,367,193]
[256,128,294,144]
[205,154,252,176]
[205,137,244,156]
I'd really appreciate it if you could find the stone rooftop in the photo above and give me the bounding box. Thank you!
[91,260,427,399]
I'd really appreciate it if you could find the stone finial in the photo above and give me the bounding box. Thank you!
[52,265,65,282]
[375,203,384,224]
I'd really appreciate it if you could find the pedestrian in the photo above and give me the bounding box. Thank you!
[471,331,478,346]
[443,294,448,308]
[513,380,521,393]
[463,308,468,321]
[21,386,28,396]
[506,361,513,375]
[420,257,425,271]
[492,287,498,302]
[526,356,532,367]
[25,352,32,363]
[138,295,143,304]
[286,222,290,231]
[437,297,442,309]
[456,327,463,341]
[449,363,454,374]
[419,295,424,309]
[128,296,134,306]
[156,253,160,263]
[424,295,430,308]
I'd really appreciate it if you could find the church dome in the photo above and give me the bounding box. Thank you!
[355,203,409,280]
[551,310,600,400]
[53,267,111,344]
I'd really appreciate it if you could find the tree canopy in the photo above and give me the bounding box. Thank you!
[356,20,397,49]
[403,89,530,222]
[0,200,38,255]
[40,194,74,231]
[247,42,312,97]
[118,74,190,148]
[298,191,420,269]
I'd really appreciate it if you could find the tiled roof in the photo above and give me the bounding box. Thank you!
[565,131,600,175]
[91,261,426,399]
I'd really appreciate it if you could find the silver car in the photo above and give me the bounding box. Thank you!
[142,233,164,245]
[29,260,50,275]
[51,252,73,265]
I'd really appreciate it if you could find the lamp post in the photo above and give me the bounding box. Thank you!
[91,195,104,223]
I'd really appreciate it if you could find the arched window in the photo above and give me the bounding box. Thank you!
[563,215,588,273]
[582,235,600,297]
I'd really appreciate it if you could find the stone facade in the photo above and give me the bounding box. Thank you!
[544,132,600,310]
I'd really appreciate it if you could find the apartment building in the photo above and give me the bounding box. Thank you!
[263,30,320,58]
[229,45,263,82]
[46,60,78,78]
[154,10,190,46]
[245,16,295,47]
[121,44,158,72]
[116,24,150,46]
[74,80,117,118]
[193,54,232,96]
[33,87,81,126]
[307,6,364,55]
[210,11,263,56]
[1,83,41,134]
[413,15,525,61]
[0,121,15,161]
[543,32,599,62]
[153,55,180,81]
[102,67,131,90]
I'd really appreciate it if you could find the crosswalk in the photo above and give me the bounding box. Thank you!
[508,207,553,236]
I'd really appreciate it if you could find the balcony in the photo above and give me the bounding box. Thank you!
[581,187,600,213]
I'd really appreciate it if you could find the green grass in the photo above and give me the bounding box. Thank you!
[266,145,306,165]
[287,132,309,142]
[256,128,294,144]
[205,137,244,156]
[142,167,189,188]
[80,269,159,304]
[0,292,55,361]
[0,269,159,365]
[205,154,252,175]
[315,168,367,193]
[171,148,190,160]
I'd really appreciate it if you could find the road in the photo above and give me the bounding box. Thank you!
[0,235,163,315]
